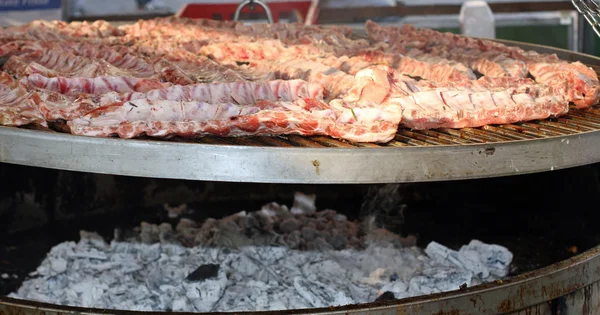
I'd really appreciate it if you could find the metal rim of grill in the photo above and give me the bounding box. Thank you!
[1,40,600,184]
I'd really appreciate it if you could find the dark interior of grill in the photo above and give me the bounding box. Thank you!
[2,162,600,297]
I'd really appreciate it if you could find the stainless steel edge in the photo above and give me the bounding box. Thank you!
[1,244,599,315]
[492,38,597,62]
[1,126,600,183]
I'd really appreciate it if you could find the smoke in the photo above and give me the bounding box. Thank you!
[360,184,408,233]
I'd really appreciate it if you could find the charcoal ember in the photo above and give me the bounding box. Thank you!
[242,214,260,231]
[301,226,317,242]
[251,211,275,231]
[306,237,334,251]
[283,230,303,249]
[251,233,278,247]
[176,218,197,233]
[186,264,220,281]
[132,192,414,252]
[315,209,337,220]
[380,281,409,299]
[279,218,301,233]
[329,234,348,250]
[158,223,174,243]
[224,211,247,223]
[348,236,363,249]
[176,219,198,244]
[140,222,161,244]
[345,221,360,237]
[315,217,329,231]
[193,218,218,245]
[212,221,251,248]
[323,229,335,242]
[375,291,396,302]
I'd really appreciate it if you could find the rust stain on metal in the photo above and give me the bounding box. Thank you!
[312,160,320,175]
[581,284,593,314]
[498,298,515,313]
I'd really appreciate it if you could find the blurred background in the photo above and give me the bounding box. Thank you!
[0,1,594,54]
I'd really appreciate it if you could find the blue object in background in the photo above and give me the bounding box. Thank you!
[0,0,61,11]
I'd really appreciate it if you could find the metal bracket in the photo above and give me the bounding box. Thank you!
[233,0,274,24]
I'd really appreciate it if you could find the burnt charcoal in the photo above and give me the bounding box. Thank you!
[140,222,160,244]
[320,230,333,243]
[315,220,328,231]
[314,237,334,251]
[176,218,197,231]
[252,212,275,229]
[243,214,260,231]
[279,218,301,233]
[390,273,399,282]
[158,223,174,243]
[301,227,317,242]
[212,221,251,248]
[284,230,303,249]
[349,236,362,248]
[315,209,337,220]
[186,264,220,282]
[375,291,396,302]
[131,192,416,252]
[329,234,348,250]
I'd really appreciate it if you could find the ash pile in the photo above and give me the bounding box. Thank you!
[9,193,513,312]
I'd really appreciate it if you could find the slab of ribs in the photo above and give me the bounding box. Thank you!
[0,18,597,143]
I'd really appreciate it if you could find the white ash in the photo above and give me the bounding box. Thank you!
[10,232,512,312]
[10,194,512,311]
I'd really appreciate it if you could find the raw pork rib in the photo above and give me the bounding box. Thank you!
[0,72,46,126]
[0,17,595,143]
[68,98,400,143]
[341,66,568,130]
[365,20,600,108]
[68,67,404,142]
[34,79,324,122]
